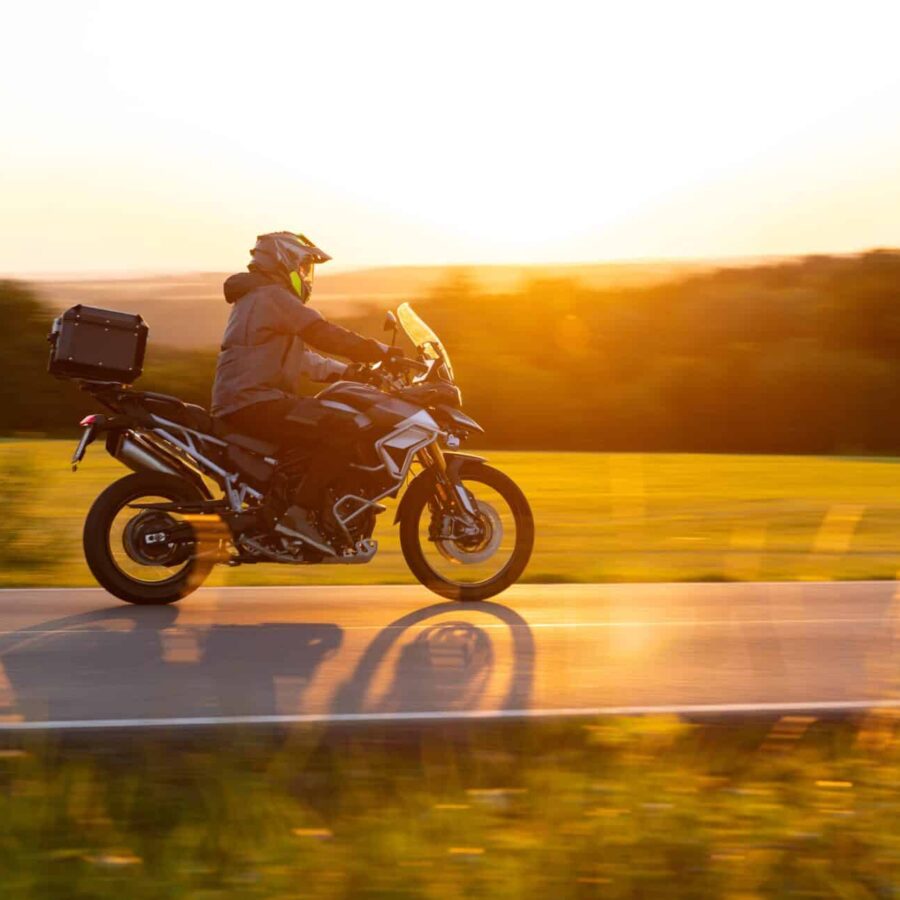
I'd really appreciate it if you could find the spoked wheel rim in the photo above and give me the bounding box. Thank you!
[417,477,522,588]
[107,493,194,586]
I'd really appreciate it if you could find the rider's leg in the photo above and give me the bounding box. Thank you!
[220,397,363,539]
[282,400,363,514]
[218,397,300,444]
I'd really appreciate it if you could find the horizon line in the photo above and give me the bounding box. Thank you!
[3,247,894,282]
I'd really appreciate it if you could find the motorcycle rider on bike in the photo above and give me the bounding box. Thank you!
[211,231,395,549]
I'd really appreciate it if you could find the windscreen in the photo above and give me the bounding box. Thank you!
[397,302,454,380]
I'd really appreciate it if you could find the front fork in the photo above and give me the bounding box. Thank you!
[416,445,479,519]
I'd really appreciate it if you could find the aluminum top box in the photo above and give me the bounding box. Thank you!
[48,305,148,384]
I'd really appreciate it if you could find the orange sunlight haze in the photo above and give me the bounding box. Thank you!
[1,0,899,273]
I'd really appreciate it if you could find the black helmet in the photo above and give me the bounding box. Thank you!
[248,232,332,303]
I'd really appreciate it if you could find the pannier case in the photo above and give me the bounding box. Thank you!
[48,305,148,383]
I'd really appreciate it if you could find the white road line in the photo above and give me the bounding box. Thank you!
[1,699,899,731]
[0,617,891,636]
[0,579,892,595]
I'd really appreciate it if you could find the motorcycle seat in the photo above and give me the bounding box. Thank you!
[211,420,279,457]
[134,391,215,434]
[176,403,215,433]
[133,392,274,456]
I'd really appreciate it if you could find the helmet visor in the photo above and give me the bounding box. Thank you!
[299,259,315,285]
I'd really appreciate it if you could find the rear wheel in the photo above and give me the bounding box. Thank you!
[400,461,534,601]
[83,472,216,605]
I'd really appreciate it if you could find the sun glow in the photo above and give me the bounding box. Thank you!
[2,0,900,272]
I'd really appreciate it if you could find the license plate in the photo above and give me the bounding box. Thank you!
[72,424,96,468]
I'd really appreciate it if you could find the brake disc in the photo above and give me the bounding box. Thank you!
[434,500,504,565]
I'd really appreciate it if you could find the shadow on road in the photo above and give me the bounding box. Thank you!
[331,600,535,715]
[0,596,535,723]
[0,604,343,722]
[298,601,535,819]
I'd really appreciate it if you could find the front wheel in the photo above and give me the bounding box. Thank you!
[400,461,534,601]
[83,472,216,605]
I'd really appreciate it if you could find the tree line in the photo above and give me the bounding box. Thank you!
[4,249,900,453]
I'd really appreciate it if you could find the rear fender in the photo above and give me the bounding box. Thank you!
[393,452,487,524]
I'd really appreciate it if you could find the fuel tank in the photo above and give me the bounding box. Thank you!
[318,381,442,478]
[316,381,426,431]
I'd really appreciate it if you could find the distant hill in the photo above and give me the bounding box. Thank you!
[30,260,724,349]
[10,249,900,453]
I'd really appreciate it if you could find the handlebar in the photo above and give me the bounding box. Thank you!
[383,354,429,375]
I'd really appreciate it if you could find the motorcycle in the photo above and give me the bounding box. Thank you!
[56,303,534,605]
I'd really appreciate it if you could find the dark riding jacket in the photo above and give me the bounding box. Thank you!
[211,272,387,418]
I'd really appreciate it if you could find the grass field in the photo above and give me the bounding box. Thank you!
[2,441,900,588]
[4,715,900,897]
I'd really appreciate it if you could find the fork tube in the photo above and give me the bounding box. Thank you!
[417,443,448,476]
[417,445,452,505]
[417,444,478,517]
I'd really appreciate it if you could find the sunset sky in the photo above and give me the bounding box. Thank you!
[2,0,899,274]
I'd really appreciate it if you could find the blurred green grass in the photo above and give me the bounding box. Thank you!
[2,714,900,897]
[3,440,900,587]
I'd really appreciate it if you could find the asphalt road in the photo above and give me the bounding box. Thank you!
[1,581,899,730]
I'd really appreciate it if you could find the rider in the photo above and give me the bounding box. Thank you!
[211,231,394,547]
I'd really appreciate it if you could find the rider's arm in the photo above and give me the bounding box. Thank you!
[301,318,389,364]
[290,348,347,384]
[274,289,389,363]
[272,289,388,383]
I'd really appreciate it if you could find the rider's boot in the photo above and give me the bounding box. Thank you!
[276,505,334,555]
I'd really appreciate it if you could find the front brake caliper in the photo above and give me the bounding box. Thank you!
[429,512,456,542]
[429,510,482,543]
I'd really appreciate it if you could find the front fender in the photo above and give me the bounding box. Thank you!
[393,452,486,524]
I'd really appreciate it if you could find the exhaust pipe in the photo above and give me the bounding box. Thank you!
[109,431,184,478]
[106,431,211,498]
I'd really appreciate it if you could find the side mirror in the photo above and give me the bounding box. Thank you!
[383,310,399,346]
